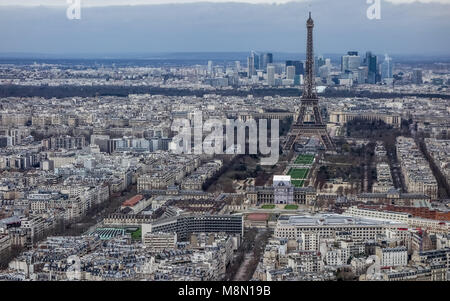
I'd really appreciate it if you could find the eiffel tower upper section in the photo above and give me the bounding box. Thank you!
[302,12,318,102]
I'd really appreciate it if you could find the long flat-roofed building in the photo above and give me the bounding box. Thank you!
[329,111,402,128]
[345,206,412,223]
[344,205,450,233]
[357,187,430,206]
[142,214,244,241]
[274,214,406,240]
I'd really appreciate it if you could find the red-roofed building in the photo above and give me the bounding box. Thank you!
[245,213,270,228]
[122,195,144,208]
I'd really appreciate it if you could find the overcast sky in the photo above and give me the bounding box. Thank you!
[1,0,450,6]
[0,0,449,55]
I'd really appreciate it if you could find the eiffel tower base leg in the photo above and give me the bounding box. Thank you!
[283,128,335,151]
[319,131,335,151]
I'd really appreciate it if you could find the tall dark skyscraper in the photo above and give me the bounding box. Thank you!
[247,55,254,78]
[260,53,273,70]
[252,51,260,71]
[412,68,423,84]
[364,51,378,84]
[248,51,262,77]
[284,12,335,151]
[286,60,304,75]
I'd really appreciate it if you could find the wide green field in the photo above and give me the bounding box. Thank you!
[261,204,276,209]
[284,204,299,210]
[288,168,309,179]
[294,154,315,165]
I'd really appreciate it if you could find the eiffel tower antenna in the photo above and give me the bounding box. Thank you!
[283,12,335,152]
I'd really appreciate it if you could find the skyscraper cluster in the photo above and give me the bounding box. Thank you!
[247,51,273,78]
[338,51,394,85]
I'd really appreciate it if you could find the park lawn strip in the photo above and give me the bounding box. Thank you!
[288,168,309,179]
[284,204,299,210]
[261,204,276,209]
[294,154,315,164]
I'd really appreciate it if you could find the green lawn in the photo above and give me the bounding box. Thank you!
[288,168,309,179]
[261,204,276,209]
[294,154,315,165]
[131,228,142,240]
[291,180,304,187]
[284,204,299,210]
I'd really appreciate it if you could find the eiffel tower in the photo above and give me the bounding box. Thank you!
[284,12,335,151]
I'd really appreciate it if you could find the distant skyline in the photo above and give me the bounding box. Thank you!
[0,0,449,55]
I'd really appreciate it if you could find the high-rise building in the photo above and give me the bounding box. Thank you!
[412,68,423,84]
[315,56,325,75]
[247,51,261,77]
[357,66,368,84]
[381,54,393,80]
[252,51,260,70]
[318,64,329,78]
[318,58,332,78]
[286,60,304,75]
[259,53,264,70]
[266,53,273,65]
[267,65,276,86]
[286,65,295,80]
[247,56,255,78]
[364,51,378,84]
[235,61,241,72]
[207,60,213,75]
[341,51,360,72]
[260,53,273,70]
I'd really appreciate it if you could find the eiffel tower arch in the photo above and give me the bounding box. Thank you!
[284,12,335,152]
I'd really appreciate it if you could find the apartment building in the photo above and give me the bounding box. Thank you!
[376,246,408,268]
[143,232,177,251]
[396,136,438,199]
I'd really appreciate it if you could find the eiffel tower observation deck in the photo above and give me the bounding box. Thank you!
[283,12,335,151]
